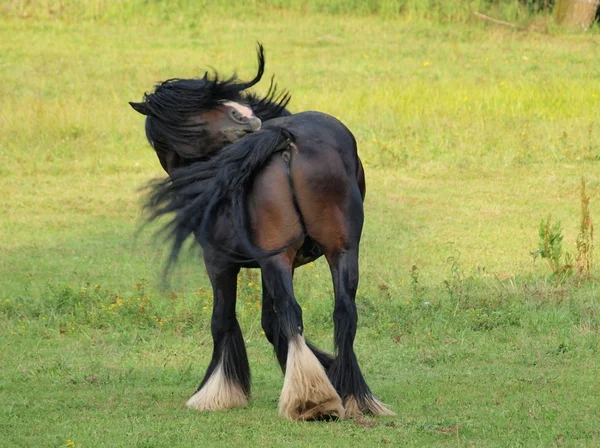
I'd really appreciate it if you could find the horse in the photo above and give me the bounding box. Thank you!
[130,45,393,420]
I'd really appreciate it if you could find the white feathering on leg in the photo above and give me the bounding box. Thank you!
[279,336,344,420]
[343,395,396,418]
[186,354,247,411]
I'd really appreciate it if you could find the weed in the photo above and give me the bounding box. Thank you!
[410,265,425,301]
[533,177,595,284]
[443,248,474,308]
[576,177,594,280]
[533,216,574,284]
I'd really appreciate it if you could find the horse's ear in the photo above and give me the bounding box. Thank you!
[129,101,149,115]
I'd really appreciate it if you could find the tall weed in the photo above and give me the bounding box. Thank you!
[576,177,594,279]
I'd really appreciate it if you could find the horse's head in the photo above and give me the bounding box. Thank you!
[130,44,287,174]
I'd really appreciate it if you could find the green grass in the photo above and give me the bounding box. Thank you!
[1,2,600,447]
[0,0,564,24]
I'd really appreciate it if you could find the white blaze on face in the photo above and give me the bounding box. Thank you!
[222,101,254,118]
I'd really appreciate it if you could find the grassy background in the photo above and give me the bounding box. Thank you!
[1,1,599,447]
[1,0,567,24]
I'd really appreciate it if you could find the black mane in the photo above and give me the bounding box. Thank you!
[134,44,291,162]
[243,76,291,121]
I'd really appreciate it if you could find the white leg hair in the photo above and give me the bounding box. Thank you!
[343,395,396,418]
[186,352,247,411]
[279,336,344,420]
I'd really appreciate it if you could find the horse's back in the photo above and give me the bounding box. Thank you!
[264,111,358,171]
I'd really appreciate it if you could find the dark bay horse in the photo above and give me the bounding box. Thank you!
[130,46,392,420]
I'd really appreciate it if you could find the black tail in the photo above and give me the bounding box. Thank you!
[146,126,295,269]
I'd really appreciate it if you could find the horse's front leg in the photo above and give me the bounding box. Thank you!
[259,253,343,421]
[186,257,250,411]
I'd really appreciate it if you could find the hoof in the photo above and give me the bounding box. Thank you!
[283,396,344,421]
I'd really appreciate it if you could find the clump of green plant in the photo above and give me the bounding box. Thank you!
[533,216,574,283]
[443,249,474,306]
[576,177,594,280]
[534,177,595,284]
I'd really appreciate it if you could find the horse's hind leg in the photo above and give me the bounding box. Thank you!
[261,271,335,373]
[299,174,394,417]
[259,253,343,421]
[186,259,250,411]
[326,247,395,417]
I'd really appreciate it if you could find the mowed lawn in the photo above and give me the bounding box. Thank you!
[1,4,599,447]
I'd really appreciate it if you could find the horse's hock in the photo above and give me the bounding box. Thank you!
[555,0,599,29]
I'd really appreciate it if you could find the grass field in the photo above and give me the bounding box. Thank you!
[1,2,600,447]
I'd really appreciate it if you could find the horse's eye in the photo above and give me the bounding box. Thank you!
[230,109,245,121]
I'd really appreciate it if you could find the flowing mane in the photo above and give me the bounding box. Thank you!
[132,44,291,163]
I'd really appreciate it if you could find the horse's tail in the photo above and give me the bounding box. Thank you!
[146,126,294,269]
